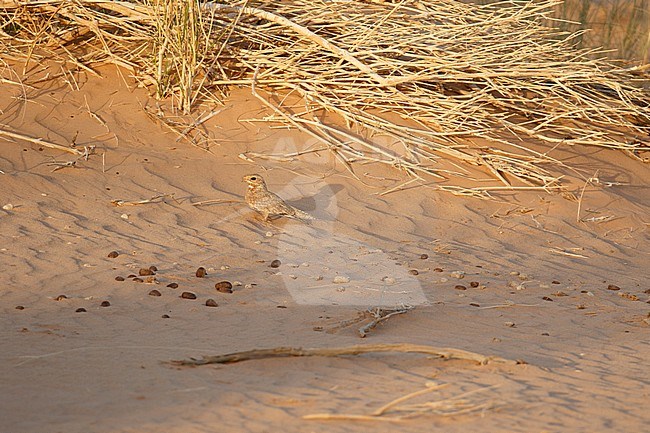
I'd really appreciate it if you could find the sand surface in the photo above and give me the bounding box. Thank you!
[1,63,649,432]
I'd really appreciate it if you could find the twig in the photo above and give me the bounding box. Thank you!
[358,306,413,338]
[110,194,175,207]
[169,343,518,366]
[191,198,242,206]
[0,126,83,155]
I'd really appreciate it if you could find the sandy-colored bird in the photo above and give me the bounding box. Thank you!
[243,174,315,222]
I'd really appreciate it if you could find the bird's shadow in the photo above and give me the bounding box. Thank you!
[289,183,344,221]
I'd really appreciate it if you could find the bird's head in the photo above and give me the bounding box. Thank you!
[243,174,266,189]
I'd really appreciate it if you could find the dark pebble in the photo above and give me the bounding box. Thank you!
[149,265,158,272]
[180,291,197,299]
[553,291,568,297]
[454,285,467,291]
[276,305,287,309]
[270,259,281,268]
[433,267,443,272]
[470,281,479,288]
[15,305,25,310]
[541,332,550,336]
[469,302,480,307]
[607,284,621,291]
[107,251,119,258]
[133,277,144,283]
[420,254,428,260]
[215,281,233,293]
[55,295,68,301]
[76,308,87,313]
[100,301,111,307]
[148,289,161,297]
[542,296,553,301]
[552,280,561,284]
[139,268,155,276]
[196,267,207,278]
[127,274,137,278]
[115,276,125,281]
[205,299,218,307]
[167,282,179,289]
[162,314,170,319]
[408,269,419,275]
[644,289,650,294]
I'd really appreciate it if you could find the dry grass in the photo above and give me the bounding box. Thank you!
[1,0,648,196]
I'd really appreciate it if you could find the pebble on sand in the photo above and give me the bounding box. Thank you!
[15,305,25,310]
[148,289,162,297]
[180,292,197,299]
[55,295,68,301]
[454,285,467,291]
[115,276,125,281]
[107,251,120,258]
[139,268,155,276]
[205,299,218,307]
[76,308,87,313]
[100,301,111,307]
[196,267,207,278]
[215,281,233,293]
[167,283,179,289]
[420,254,428,260]
[408,269,419,275]
[470,281,480,288]
[270,259,281,268]
[607,284,621,291]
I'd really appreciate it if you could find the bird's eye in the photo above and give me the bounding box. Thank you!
[250,177,257,180]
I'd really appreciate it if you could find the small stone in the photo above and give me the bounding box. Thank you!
[576,304,586,309]
[289,274,297,280]
[541,332,550,336]
[149,265,158,272]
[450,271,465,279]
[180,292,197,299]
[195,267,207,278]
[333,275,350,284]
[265,231,273,237]
[144,276,156,284]
[433,267,443,272]
[233,281,243,287]
[542,296,553,301]
[454,285,467,291]
[420,254,428,260]
[162,314,170,319]
[382,276,396,285]
[2,203,14,211]
[100,301,111,307]
[276,305,287,309]
[148,289,161,297]
[510,271,520,276]
[553,291,568,297]
[127,274,137,278]
[15,305,25,310]
[469,302,480,307]
[139,268,154,276]
[504,321,515,327]
[270,259,281,268]
[120,213,129,220]
[167,283,179,289]
[76,308,87,313]
[607,284,621,291]
[205,299,218,307]
[220,265,230,270]
[215,281,233,293]
[133,277,144,283]
[470,281,479,288]
[244,284,254,289]
[619,292,639,301]
[115,276,125,281]
[107,251,119,258]
[552,280,561,284]
[55,295,68,301]
[408,269,419,275]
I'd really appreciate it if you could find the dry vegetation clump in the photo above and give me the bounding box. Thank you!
[1,0,648,196]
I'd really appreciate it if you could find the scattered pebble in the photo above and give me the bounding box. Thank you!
[542,296,553,301]
[433,268,443,272]
[576,304,586,309]
[15,305,25,310]
[244,284,254,289]
[115,276,125,281]
[100,301,111,307]
[619,293,639,301]
[504,321,516,327]
[233,281,243,287]
[107,251,120,258]
[162,314,170,319]
[420,254,428,260]
[289,274,297,280]
[76,308,87,313]
[510,271,520,276]
[270,259,281,268]
[541,332,550,336]
[607,284,621,291]
[336,287,346,292]
[450,271,465,279]
[408,269,419,275]
[205,299,218,307]
[470,281,479,288]
[139,268,154,276]
[553,291,568,297]
[381,276,396,285]
[277,305,287,309]
[133,277,144,283]
[552,280,561,284]
[120,213,129,220]
[454,285,467,291]
[167,283,179,289]
[2,203,14,211]
[127,274,137,278]
[144,276,157,284]
[333,275,350,284]
[469,302,480,307]
[195,267,207,278]
[55,295,68,301]
[265,231,273,237]
[149,265,158,272]
[148,289,161,297]
[180,291,197,299]
[215,281,233,293]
